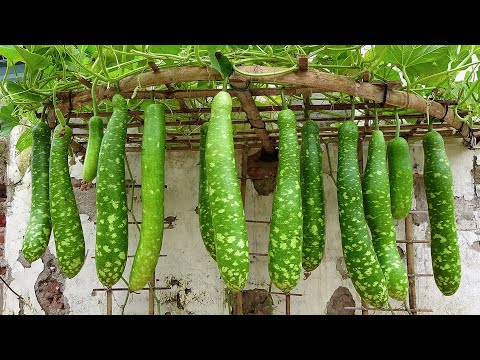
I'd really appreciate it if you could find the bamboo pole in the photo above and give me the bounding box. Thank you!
[106,289,112,315]
[64,66,472,145]
[235,144,249,316]
[405,213,417,314]
[357,131,369,316]
[286,293,291,315]
[148,272,155,315]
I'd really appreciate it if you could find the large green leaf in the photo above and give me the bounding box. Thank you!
[5,81,44,103]
[0,104,20,136]
[0,45,23,65]
[208,49,233,79]
[149,45,182,66]
[407,62,449,87]
[16,127,32,152]
[13,46,50,71]
[381,45,448,69]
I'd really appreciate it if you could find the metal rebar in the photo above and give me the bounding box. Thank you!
[396,240,431,244]
[91,254,167,259]
[270,291,302,297]
[344,306,433,313]
[408,273,433,277]
[93,287,171,293]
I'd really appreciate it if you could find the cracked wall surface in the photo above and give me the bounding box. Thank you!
[2,130,480,315]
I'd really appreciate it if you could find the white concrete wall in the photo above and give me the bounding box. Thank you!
[2,129,480,315]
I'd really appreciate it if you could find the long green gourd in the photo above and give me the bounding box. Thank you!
[300,120,325,272]
[198,122,216,260]
[49,123,85,278]
[388,114,413,219]
[83,79,103,183]
[268,99,303,293]
[423,130,461,295]
[95,94,129,288]
[206,91,249,292]
[363,129,408,301]
[22,121,52,263]
[337,121,389,309]
[129,103,166,291]
[82,116,103,182]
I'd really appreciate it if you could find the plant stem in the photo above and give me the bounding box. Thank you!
[63,46,109,82]
[427,105,432,132]
[374,106,379,130]
[395,109,401,138]
[148,282,162,315]
[458,78,480,107]
[350,96,355,121]
[222,77,228,91]
[232,64,298,77]
[280,87,287,110]
[97,45,111,82]
[320,137,337,187]
[120,45,127,76]
[412,61,480,86]
[91,78,99,117]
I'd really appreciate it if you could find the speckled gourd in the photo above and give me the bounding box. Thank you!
[198,122,216,260]
[49,123,85,278]
[22,121,52,263]
[363,130,408,301]
[388,136,413,219]
[82,115,104,182]
[300,120,325,272]
[206,91,249,292]
[95,94,129,288]
[268,108,303,293]
[129,103,166,291]
[337,121,389,309]
[423,131,461,296]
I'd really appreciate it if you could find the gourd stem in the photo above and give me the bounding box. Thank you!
[374,106,379,131]
[281,87,287,110]
[91,78,99,117]
[222,77,228,92]
[395,110,401,138]
[350,96,355,121]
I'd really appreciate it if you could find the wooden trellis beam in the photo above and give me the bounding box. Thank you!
[234,87,275,154]
[62,65,474,147]
[229,66,472,144]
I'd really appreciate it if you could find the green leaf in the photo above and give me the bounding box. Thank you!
[149,45,181,55]
[0,45,23,65]
[5,81,44,103]
[382,45,448,69]
[208,49,233,79]
[16,128,32,152]
[0,104,20,136]
[13,45,50,71]
[407,62,449,87]
[149,45,182,66]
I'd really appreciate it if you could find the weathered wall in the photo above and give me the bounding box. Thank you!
[1,128,479,315]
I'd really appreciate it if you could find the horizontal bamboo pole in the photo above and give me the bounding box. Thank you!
[231,66,463,130]
[65,66,468,134]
